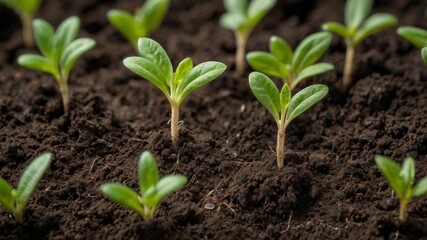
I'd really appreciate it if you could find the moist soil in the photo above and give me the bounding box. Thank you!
[1,0,427,239]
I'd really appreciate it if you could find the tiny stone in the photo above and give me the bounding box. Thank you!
[204,203,215,210]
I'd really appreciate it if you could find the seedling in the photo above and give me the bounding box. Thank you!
[0,0,41,47]
[247,32,334,90]
[123,38,226,148]
[101,151,187,220]
[17,16,96,113]
[108,0,169,50]
[322,0,397,88]
[0,153,52,222]
[375,155,427,223]
[249,72,328,168]
[397,26,427,65]
[220,0,276,75]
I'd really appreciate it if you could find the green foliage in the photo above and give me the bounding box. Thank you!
[101,151,187,220]
[0,153,52,222]
[397,26,427,65]
[108,0,169,48]
[0,0,41,15]
[247,32,334,89]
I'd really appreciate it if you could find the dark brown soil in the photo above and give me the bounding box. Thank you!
[1,0,427,239]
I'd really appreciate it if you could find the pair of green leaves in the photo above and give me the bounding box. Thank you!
[108,0,169,49]
[123,38,226,105]
[397,27,427,65]
[220,0,276,37]
[375,156,427,203]
[322,0,397,46]
[0,0,41,15]
[18,16,96,83]
[247,32,334,90]
[249,72,328,126]
[101,151,187,220]
[0,153,52,222]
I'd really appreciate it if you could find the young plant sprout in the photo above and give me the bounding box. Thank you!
[17,16,96,113]
[375,156,427,223]
[0,153,52,222]
[247,32,334,90]
[249,72,328,168]
[108,0,169,50]
[101,151,187,221]
[123,38,226,148]
[0,0,41,47]
[322,0,397,88]
[397,26,427,65]
[220,0,276,75]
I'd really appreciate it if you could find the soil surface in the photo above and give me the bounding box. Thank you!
[1,0,427,239]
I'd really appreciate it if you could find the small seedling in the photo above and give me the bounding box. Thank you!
[0,153,52,222]
[0,0,41,47]
[18,16,96,113]
[123,38,226,148]
[101,151,187,220]
[247,32,334,90]
[108,0,169,50]
[322,0,397,88]
[397,26,427,65]
[220,0,276,75]
[375,155,427,223]
[249,72,328,168]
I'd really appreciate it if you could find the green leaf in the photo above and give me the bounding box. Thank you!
[16,153,52,212]
[413,176,427,197]
[353,13,397,45]
[33,19,55,58]
[108,10,139,47]
[223,0,247,16]
[177,61,226,103]
[322,22,349,38]
[400,157,415,185]
[53,16,80,61]
[246,52,288,79]
[280,84,291,118]
[138,0,170,36]
[219,13,246,30]
[59,38,96,81]
[286,84,328,123]
[240,0,276,34]
[0,177,14,213]
[397,26,427,49]
[269,36,293,65]
[292,32,332,73]
[294,63,334,87]
[375,155,405,198]
[248,72,280,121]
[17,0,40,14]
[153,175,187,203]
[18,54,59,78]
[173,58,193,87]
[422,47,427,65]
[138,38,173,84]
[138,151,159,195]
[345,0,372,31]
[100,183,144,216]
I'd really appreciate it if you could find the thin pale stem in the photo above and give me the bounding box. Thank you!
[235,32,247,76]
[20,12,34,48]
[399,200,409,223]
[59,82,69,113]
[343,39,355,88]
[171,102,180,149]
[276,122,286,168]
[143,206,156,221]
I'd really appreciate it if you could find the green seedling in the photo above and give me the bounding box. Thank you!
[249,72,328,168]
[123,38,226,148]
[101,151,187,221]
[247,32,334,90]
[108,0,169,50]
[220,0,276,75]
[397,26,427,65]
[375,155,427,223]
[0,153,52,222]
[0,0,41,47]
[322,0,397,88]
[17,16,96,113]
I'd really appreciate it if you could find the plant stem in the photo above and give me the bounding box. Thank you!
[235,32,247,76]
[20,12,34,48]
[276,122,286,168]
[343,39,355,88]
[170,102,180,149]
[59,82,69,113]
[399,200,409,223]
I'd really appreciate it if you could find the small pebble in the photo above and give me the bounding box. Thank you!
[204,203,215,210]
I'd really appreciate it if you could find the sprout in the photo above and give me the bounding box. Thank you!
[101,151,187,221]
[249,72,328,168]
[107,0,169,50]
[322,0,397,88]
[123,38,226,148]
[375,156,427,223]
[247,32,334,90]
[0,0,41,47]
[0,153,52,222]
[220,0,276,75]
[17,16,96,113]
[397,26,427,65]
